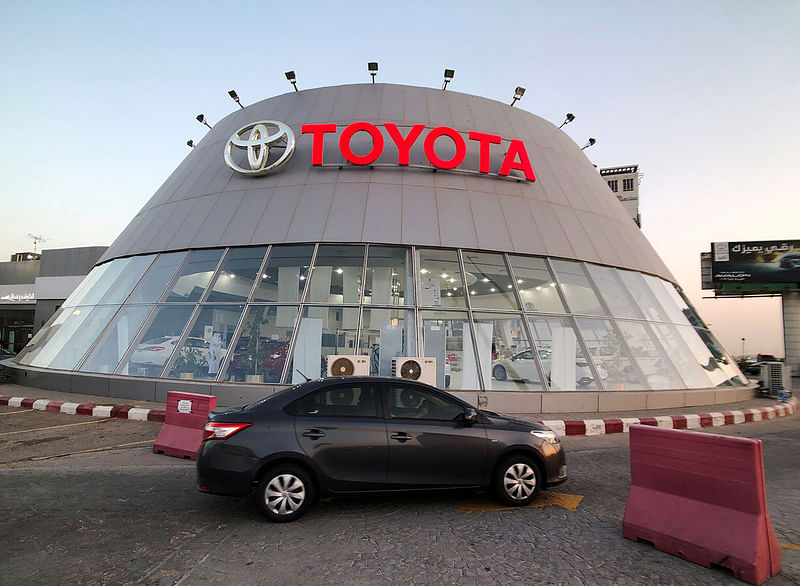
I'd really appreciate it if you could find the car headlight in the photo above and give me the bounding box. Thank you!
[530,429,560,444]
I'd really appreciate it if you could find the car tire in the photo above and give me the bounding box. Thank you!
[493,365,507,381]
[494,455,541,507]
[258,464,314,522]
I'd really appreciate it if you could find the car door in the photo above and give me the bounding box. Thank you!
[291,382,389,491]
[381,382,489,488]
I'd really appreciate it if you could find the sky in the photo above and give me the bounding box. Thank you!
[1,0,798,357]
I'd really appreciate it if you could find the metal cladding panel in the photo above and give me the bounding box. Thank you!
[98,83,676,283]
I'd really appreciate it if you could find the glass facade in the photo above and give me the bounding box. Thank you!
[14,244,745,390]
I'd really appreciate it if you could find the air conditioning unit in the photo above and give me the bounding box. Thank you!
[393,357,437,386]
[326,355,369,377]
[760,361,784,396]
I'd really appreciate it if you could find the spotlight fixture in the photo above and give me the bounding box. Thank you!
[558,113,575,129]
[228,89,243,108]
[510,86,526,106]
[186,139,195,148]
[581,138,597,150]
[285,70,298,91]
[442,68,455,90]
[196,114,212,129]
[368,62,378,83]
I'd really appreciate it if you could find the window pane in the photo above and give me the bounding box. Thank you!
[62,264,111,308]
[551,260,606,315]
[223,305,298,384]
[509,256,565,313]
[358,308,416,376]
[291,384,379,418]
[585,264,643,319]
[364,246,414,305]
[420,310,478,390]
[13,308,67,365]
[473,313,541,391]
[648,323,715,388]
[307,244,365,304]
[47,305,120,370]
[98,255,156,304]
[28,307,95,368]
[615,320,686,390]
[252,245,313,303]
[164,249,224,303]
[79,305,153,373]
[386,385,463,420]
[528,316,600,391]
[119,305,195,376]
[461,252,517,310]
[616,270,671,322]
[417,249,465,308]
[165,304,245,380]
[292,306,361,382]
[206,247,268,303]
[694,327,745,385]
[575,318,647,391]
[642,275,691,325]
[127,251,187,304]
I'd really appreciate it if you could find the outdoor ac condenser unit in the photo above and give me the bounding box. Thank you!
[392,357,437,386]
[326,355,370,377]
[760,361,784,396]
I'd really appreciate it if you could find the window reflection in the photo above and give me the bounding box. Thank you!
[307,244,365,304]
[13,308,67,365]
[461,252,517,310]
[206,247,268,303]
[165,304,245,380]
[575,318,646,391]
[252,245,313,303]
[358,308,416,376]
[79,305,153,374]
[293,306,361,381]
[164,249,224,303]
[417,249,465,308]
[509,256,565,313]
[473,313,540,391]
[47,305,121,370]
[585,264,643,319]
[98,255,156,305]
[616,270,671,322]
[127,251,187,304]
[550,260,606,315]
[62,264,111,308]
[223,305,298,384]
[615,320,686,390]
[28,307,95,368]
[528,316,599,390]
[119,305,194,376]
[364,246,414,305]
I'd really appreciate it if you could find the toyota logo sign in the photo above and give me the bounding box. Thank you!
[224,120,296,175]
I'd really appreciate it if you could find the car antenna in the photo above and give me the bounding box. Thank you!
[295,369,311,382]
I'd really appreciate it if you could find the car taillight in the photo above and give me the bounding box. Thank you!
[203,422,252,440]
[576,362,588,367]
[144,346,165,351]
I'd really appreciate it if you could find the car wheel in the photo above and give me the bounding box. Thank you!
[494,456,541,507]
[258,464,314,522]
[493,365,507,381]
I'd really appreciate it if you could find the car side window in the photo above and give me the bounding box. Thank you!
[290,385,379,418]
[386,385,464,421]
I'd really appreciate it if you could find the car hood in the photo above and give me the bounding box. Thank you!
[480,409,551,432]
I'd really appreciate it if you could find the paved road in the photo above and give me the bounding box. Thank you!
[0,406,797,585]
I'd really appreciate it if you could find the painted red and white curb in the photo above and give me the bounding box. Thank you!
[539,398,797,437]
[0,396,166,422]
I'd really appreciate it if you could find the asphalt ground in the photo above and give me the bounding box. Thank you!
[0,383,798,584]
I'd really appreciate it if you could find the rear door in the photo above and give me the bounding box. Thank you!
[292,382,388,491]
[381,382,488,488]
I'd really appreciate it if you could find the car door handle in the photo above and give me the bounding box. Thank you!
[302,429,326,439]
[390,432,412,442]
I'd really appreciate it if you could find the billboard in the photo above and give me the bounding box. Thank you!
[711,240,800,284]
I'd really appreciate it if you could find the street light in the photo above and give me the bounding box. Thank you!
[285,70,298,91]
[196,114,212,129]
[510,86,525,106]
[442,68,455,90]
[228,89,244,108]
[558,113,575,129]
[581,138,596,150]
[368,62,378,83]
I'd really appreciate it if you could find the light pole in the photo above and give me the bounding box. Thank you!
[741,337,746,358]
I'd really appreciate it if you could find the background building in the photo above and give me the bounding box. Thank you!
[6,84,746,412]
[600,165,641,227]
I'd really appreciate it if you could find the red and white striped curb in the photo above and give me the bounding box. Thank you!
[0,395,166,422]
[539,398,797,437]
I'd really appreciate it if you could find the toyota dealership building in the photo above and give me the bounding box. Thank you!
[7,83,749,412]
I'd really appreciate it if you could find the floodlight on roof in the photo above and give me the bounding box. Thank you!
[581,138,597,150]
[558,113,575,129]
[187,139,195,148]
[228,89,244,108]
[285,70,298,91]
[196,114,212,129]
[510,86,526,106]
[442,68,455,90]
[368,62,378,83]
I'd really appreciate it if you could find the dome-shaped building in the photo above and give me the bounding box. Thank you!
[11,83,747,412]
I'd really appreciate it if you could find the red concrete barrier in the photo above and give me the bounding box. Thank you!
[153,391,217,460]
[623,425,781,584]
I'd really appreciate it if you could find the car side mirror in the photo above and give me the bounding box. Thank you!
[464,408,478,425]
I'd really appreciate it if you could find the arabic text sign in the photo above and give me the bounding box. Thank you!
[711,240,800,284]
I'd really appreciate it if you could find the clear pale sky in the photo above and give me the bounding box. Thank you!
[1,0,798,357]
